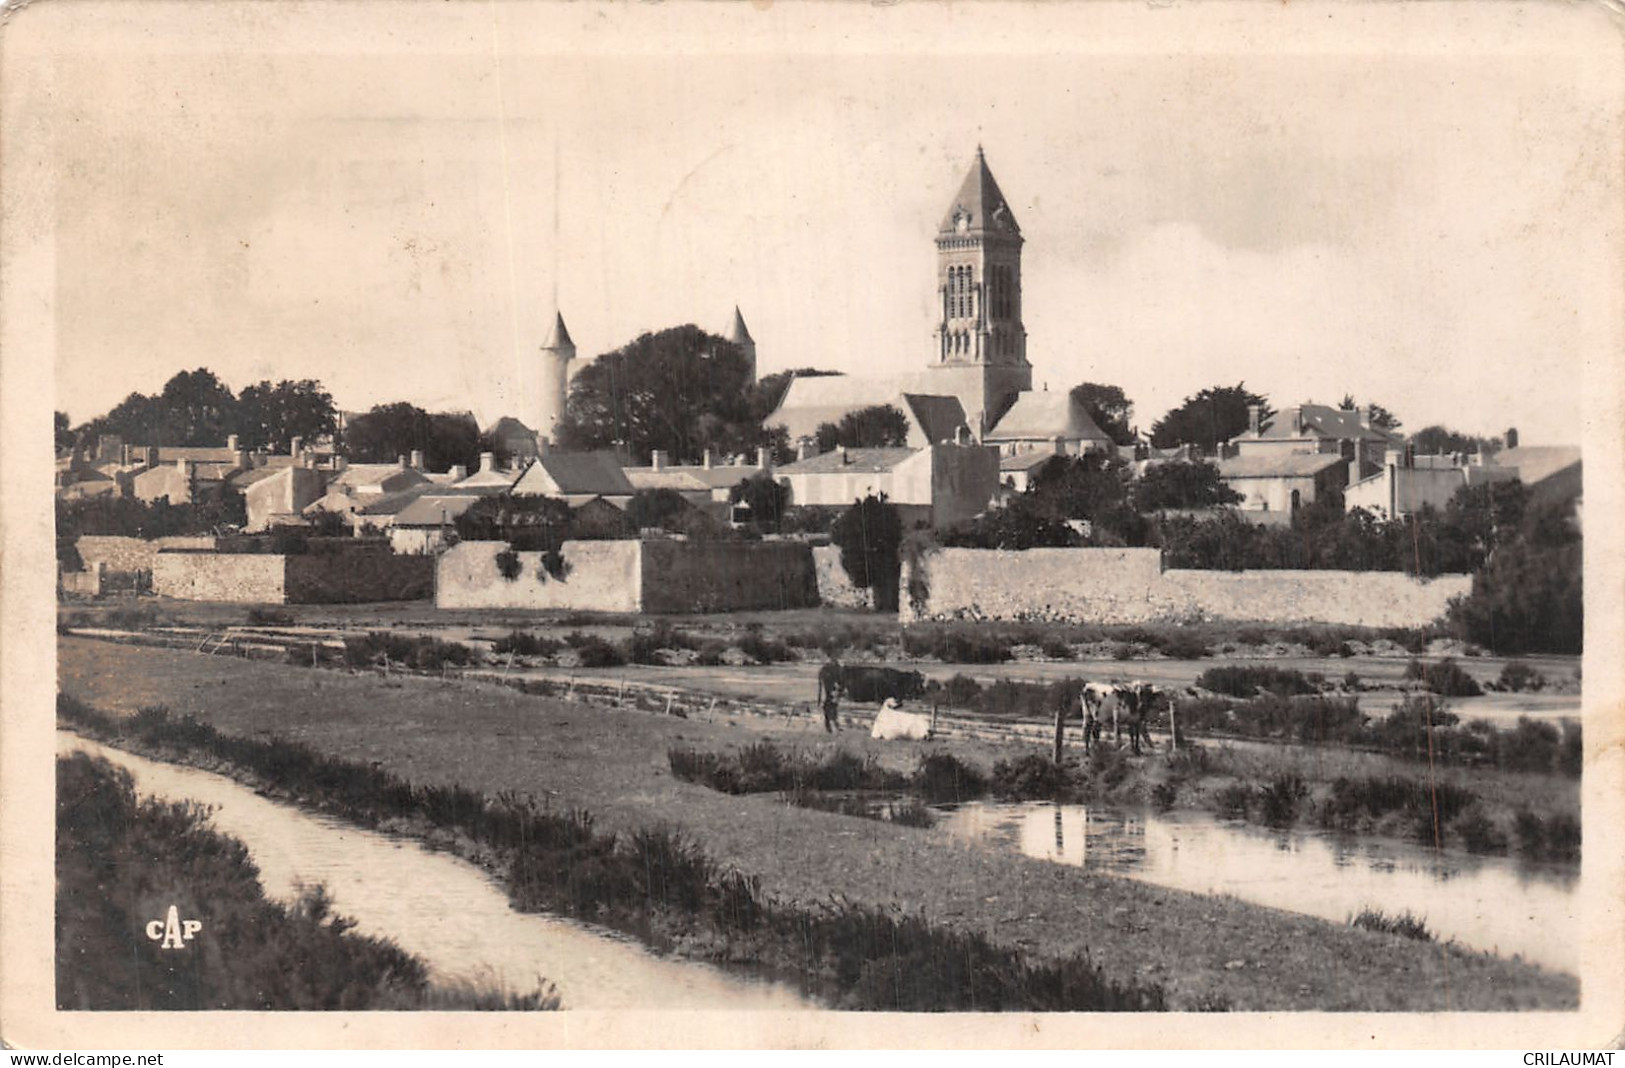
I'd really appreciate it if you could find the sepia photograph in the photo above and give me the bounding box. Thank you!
[2,0,1622,1051]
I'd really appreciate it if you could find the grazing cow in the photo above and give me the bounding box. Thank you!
[1081,681,1162,755]
[870,699,935,741]
[834,665,927,705]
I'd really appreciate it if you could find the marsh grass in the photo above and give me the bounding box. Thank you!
[1349,908,1434,943]
[58,695,1162,1012]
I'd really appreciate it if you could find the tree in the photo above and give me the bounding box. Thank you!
[1337,395,1401,431]
[626,488,694,531]
[729,472,790,532]
[86,369,242,446]
[1131,460,1243,511]
[813,404,910,452]
[453,495,575,552]
[344,404,480,472]
[831,494,904,611]
[1410,425,1503,458]
[556,324,764,463]
[237,379,337,453]
[1069,383,1135,446]
[55,411,75,452]
[1149,383,1273,453]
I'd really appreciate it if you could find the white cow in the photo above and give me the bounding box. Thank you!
[870,699,935,741]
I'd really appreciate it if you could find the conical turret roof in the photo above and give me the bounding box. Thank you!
[938,145,1020,237]
[543,312,575,352]
[728,305,754,344]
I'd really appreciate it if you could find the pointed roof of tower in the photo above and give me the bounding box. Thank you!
[939,145,1020,237]
[543,312,575,352]
[728,306,754,344]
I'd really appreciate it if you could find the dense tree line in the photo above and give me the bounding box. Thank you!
[814,404,909,452]
[76,370,337,454]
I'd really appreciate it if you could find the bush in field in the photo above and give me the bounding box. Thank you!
[1513,809,1581,863]
[736,627,794,664]
[246,607,295,627]
[571,636,626,668]
[902,625,1013,664]
[695,640,728,667]
[1194,665,1317,698]
[1040,639,1074,660]
[990,754,1074,801]
[1497,660,1546,693]
[343,632,477,672]
[913,753,988,804]
[1350,908,1434,943]
[1257,772,1308,827]
[1453,807,1508,855]
[490,631,564,658]
[1213,783,1253,820]
[1403,658,1482,697]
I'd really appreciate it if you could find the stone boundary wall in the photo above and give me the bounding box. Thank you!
[151,552,285,604]
[435,540,643,612]
[640,540,818,613]
[284,553,434,604]
[812,545,870,609]
[903,546,1473,629]
[76,535,217,575]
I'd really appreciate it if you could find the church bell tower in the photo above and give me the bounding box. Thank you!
[930,146,1032,427]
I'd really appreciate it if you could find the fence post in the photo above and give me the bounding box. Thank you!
[1169,695,1178,753]
[1053,703,1065,765]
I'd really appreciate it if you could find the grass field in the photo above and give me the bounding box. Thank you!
[57,636,1577,1010]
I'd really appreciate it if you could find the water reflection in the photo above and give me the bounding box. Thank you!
[936,800,1578,975]
[58,732,812,1011]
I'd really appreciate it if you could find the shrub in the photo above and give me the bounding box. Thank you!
[912,753,987,804]
[695,640,728,667]
[572,636,626,668]
[1454,807,1508,855]
[886,799,937,828]
[1257,772,1308,827]
[1194,665,1317,698]
[990,754,1073,801]
[490,631,564,658]
[1040,639,1074,661]
[1497,661,1546,693]
[1153,631,1211,660]
[1404,658,1482,697]
[1213,783,1252,820]
[1350,908,1434,943]
[736,627,794,665]
[494,548,523,582]
[901,624,1013,664]
[246,607,295,627]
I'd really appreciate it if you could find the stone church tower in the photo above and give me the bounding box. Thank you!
[928,146,1032,431]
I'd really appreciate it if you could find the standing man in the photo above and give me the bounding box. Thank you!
[817,659,844,733]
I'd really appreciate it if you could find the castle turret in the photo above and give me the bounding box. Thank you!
[728,305,756,384]
[532,311,576,443]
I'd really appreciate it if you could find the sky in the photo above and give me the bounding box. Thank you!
[20,1,1623,446]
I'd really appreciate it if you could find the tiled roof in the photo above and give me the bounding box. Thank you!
[393,494,481,527]
[938,147,1021,237]
[328,464,429,494]
[511,451,635,497]
[984,391,1112,444]
[901,393,969,445]
[1493,446,1581,486]
[999,450,1058,473]
[356,485,435,516]
[1254,405,1403,445]
[1217,453,1347,479]
[777,447,917,475]
[625,470,713,493]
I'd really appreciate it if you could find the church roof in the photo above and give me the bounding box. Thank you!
[900,393,969,445]
[776,447,918,475]
[511,450,635,497]
[543,312,574,352]
[763,373,914,441]
[728,306,753,344]
[984,391,1112,444]
[939,147,1020,238]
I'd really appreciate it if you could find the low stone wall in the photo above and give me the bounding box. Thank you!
[812,545,870,609]
[903,546,1473,628]
[641,540,818,614]
[435,540,642,612]
[151,552,286,604]
[58,563,102,597]
[1162,569,1474,629]
[76,535,217,575]
[284,553,434,604]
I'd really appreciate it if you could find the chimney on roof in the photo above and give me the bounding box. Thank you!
[1359,408,1372,430]
[397,454,408,470]
[479,451,495,474]
[1289,407,1303,435]
[290,436,304,459]
[1247,404,1262,436]
[754,447,769,471]
[120,443,131,467]
[703,448,715,470]
[536,436,551,457]
[145,446,158,467]
[797,440,813,462]
[449,464,467,480]
[303,452,316,469]
[1505,427,1519,451]
[175,457,189,473]
[651,450,667,472]
[226,434,239,451]
[334,456,348,473]
[409,449,424,470]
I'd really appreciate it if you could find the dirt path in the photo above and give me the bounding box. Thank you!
[57,637,1577,1011]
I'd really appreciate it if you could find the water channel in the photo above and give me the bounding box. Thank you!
[935,800,1579,975]
[57,732,814,1011]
